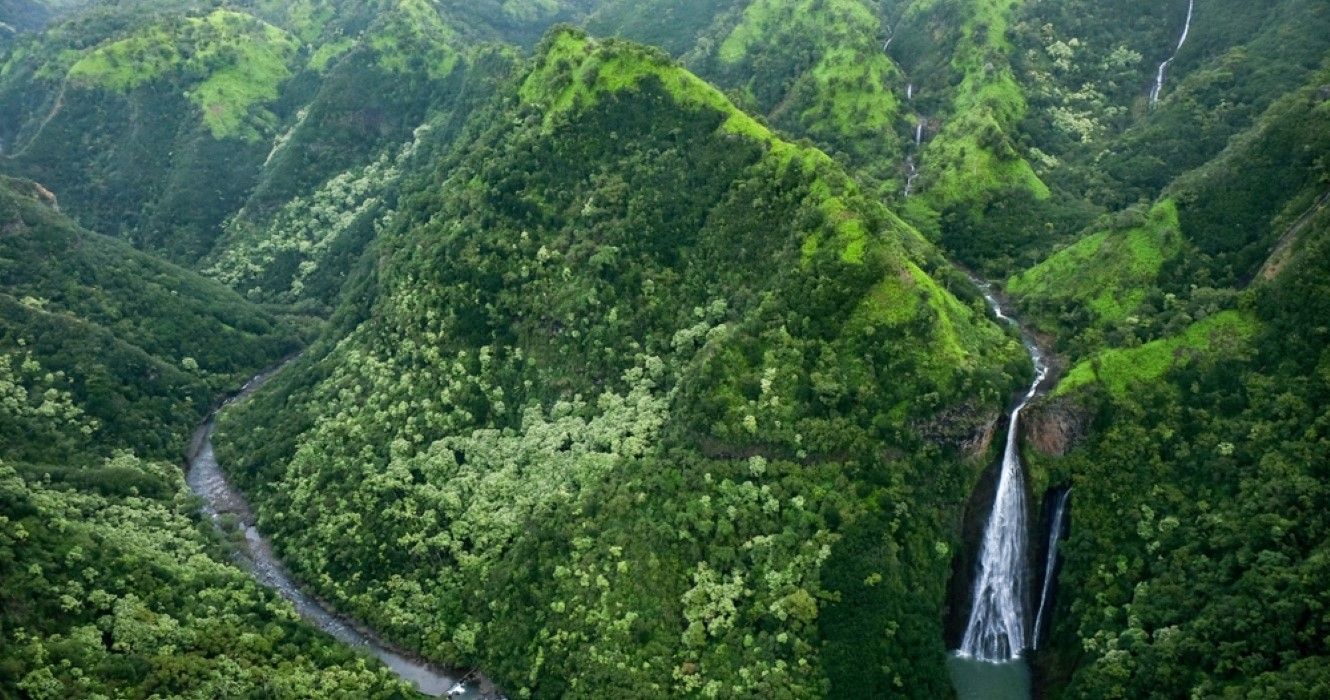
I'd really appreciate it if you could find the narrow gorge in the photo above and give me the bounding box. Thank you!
[948,282,1069,700]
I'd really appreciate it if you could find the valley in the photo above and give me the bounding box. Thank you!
[3,1,1329,698]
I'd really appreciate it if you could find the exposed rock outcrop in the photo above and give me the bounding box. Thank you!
[913,401,1002,460]
[1023,395,1091,457]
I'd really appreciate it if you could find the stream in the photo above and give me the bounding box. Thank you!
[1149,0,1196,106]
[186,364,494,699]
[947,279,1065,699]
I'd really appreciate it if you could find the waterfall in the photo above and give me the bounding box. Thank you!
[915,121,924,146]
[907,83,914,101]
[903,156,919,197]
[1032,488,1072,651]
[1149,0,1195,106]
[958,283,1050,662]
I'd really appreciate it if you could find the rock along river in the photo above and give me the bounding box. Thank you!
[186,362,496,699]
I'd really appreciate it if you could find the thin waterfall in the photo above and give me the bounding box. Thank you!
[1033,488,1072,651]
[907,83,914,101]
[915,121,924,146]
[1150,0,1195,106]
[958,282,1050,662]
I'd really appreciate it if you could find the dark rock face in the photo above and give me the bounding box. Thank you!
[914,401,1002,460]
[1024,396,1091,457]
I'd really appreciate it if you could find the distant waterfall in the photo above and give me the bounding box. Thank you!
[1032,488,1071,651]
[915,120,924,146]
[958,284,1050,662]
[1150,0,1196,106]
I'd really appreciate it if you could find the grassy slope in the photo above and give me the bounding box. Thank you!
[369,0,461,78]
[67,10,298,140]
[716,0,902,142]
[919,0,1048,210]
[629,0,911,192]
[1055,309,1257,398]
[1008,199,1182,327]
[524,29,1008,370]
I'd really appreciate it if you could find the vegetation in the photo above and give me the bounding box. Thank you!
[0,176,304,461]
[1033,221,1330,698]
[215,28,1025,699]
[0,175,411,698]
[67,10,299,140]
[917,0,1047,211]
[2,1,1329,698]
[0,456,416,699]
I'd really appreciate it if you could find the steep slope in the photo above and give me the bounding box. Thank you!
[215,28,1027,698]
[0,175,419,698]
[0,8,305,261]
[0,0,482,268]
[1029,0,1330,203]
[0,175,302,461]
[587,0,1057,267]
[203,44,523,306]
[1009,58,1330,700]
[587,0,924,196]
[1024,216,1330,698]
[1009,64,1330,357]
[1009,0,1330,246]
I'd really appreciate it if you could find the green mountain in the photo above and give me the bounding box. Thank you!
[3,1,1330,698]
[213,28,1025,697]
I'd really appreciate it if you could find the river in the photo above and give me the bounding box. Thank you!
[186,363,496,699]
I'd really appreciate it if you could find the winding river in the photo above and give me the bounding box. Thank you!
[186,364,494,699]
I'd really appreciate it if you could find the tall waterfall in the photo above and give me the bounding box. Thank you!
[958,284,1050,662]
[1032,488,1071,650]
[1150,0,1196,106]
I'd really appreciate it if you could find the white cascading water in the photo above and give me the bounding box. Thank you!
[903,156,919,197]
[1032,487,1072,651]
[1150,0,1196,106]
[958,284,1050,662]
[915,120,924,146]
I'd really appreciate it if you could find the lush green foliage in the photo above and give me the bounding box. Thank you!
[67,9,298,139]
[0,0,484,265]
[0,176,302,461]
[1011,33,1330,700]
[0,455,416,699]
[0,174,408,698]
[4,1,1330,698]
[1033,219,1330,697]
[216,28,1025,699]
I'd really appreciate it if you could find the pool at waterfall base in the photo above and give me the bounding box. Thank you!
[947,654,1032,700]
